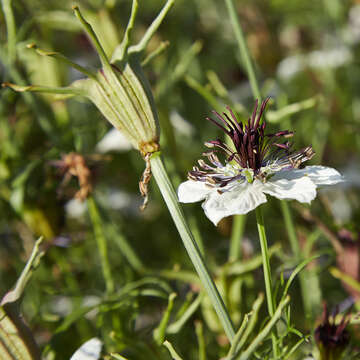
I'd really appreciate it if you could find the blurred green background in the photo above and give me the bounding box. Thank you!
[0,0,359,358]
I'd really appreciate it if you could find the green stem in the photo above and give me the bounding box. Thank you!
[1,0,16,64]
[229,293,264,356]
[2,82,85,96]
[229,215,246,262]
[150,153,235,342]
[28,44,96,79]
[238,296,290,360]
[195,321,206,360]
[255,206,278,358]
[128,0,175,55]
[87,196,115,295]
[280,201,312,318]
[224,0,261,101]
[73,5,111,69]
[153,292,177,345]
[163,341,184,360]
[1,237,44,305]
[114,0,138,60]
[141,41,170,67]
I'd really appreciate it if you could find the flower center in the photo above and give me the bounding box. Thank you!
[188,99,315,189]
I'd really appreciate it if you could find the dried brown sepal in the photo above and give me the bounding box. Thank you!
[139,153,152,211]
[138,141,160,210]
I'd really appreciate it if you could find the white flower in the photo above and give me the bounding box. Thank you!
[277,47,353,80]
[178,166,343,225]
[70,338,102,360]
[96,128,132,153]
[177,100,343,225]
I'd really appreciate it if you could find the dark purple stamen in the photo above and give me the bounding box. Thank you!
[188,99,315,186]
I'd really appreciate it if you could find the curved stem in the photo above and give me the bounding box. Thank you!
[280,201,311,317]
[255,206,278,358]
[150,153,235,342]
[224,0,261,101]
[2,0,16,64]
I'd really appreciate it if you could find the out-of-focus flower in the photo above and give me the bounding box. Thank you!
[178,99,343,225]
[170,110,195,137]
[65,198,88,218]
[70,338,102,360]
[95,109,194,154]
[343,5,360,45]
[277,47,353,80]
[315,304,350,360]
[96,128,132,153]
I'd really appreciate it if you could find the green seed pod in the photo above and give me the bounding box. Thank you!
[3,0,175,155]
[79,60,160,155]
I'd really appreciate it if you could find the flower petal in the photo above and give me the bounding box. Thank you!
[70,338,102,360]
[262,175,317,203]
[297,166,344,185]
[177,180,213,203]
[202,180,267,225]
[273,166,343,186]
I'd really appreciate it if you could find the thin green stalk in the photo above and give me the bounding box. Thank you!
[229,215,246,262]
[224,0,261,101]
[195,321,206,360]
[255,206,278,358]
[153,292,177,345]
[280,201,311,317]
[27,44,96,79]
[150,153,236,342]
[1,0,16,64]
[128,0,175,55]
[230,293,264,356]
[167,293,203,334]
[163,341,184,360]
[73,5,111,69]
[237,296,290,360]
[87,196,114,295]
[1,237,44,304]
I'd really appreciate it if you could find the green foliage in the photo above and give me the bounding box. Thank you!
[0,0,359,359]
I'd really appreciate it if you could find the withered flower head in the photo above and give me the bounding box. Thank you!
[315,304,350,360]
[52,152,92,201]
